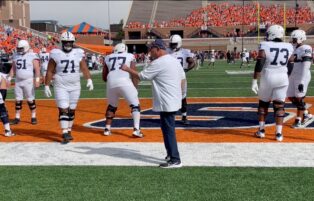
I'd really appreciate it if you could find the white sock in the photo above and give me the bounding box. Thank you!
[304,110,309,116]
[105,125,111,130]
[4,123,10,131]
[68,120,73,131]
[259,121,265,130]
[62,129,68,134]
[132,111,140,130]
[31,110,36,118]
[276,125,283,134]
[16,110,21,119]
[182,112,187,117]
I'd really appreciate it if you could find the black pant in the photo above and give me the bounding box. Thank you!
[160,112,180,163]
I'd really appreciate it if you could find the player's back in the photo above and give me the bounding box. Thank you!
[292,44,313,76]
[170,48,192,69]
[50,48,84,90]
[13,52,39,81]
[260,41,294,72]
[39,52,49,69]
[105,52,135,88]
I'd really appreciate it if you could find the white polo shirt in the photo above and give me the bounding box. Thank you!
[139,54,185,112]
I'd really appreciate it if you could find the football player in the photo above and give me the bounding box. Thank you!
[240,48,250,68]
[44,32,94,144]
[251,25,294,142]
[9,40,40,125]
[39,47,50,85]
[102,43,143,137]
[169,34,195,125]
[0,54,14,136]
[208,49,215,67]
[287,29,313,127]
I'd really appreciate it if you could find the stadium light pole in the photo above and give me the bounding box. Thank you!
[108,1,111,42]
[241,0,244,53]
[295,0,298,28]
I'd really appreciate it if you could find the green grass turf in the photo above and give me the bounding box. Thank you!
[6,60,314,99]
[3,60,314,200]
[1,166,314,201]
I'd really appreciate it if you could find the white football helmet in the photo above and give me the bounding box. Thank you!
[266,25,284,41]
[60,32,75,52]
[169,34,182,51]
[291,29,306,44]
[114,43,127,53]
[17,40,30,55]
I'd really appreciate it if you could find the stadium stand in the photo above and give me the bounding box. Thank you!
[0,24,59,54]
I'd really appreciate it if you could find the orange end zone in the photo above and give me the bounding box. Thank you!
[1,97,314,143]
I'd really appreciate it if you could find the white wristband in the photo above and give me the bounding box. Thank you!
[35,77,40,82]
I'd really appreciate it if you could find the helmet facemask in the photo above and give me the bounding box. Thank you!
[62,41,74,52]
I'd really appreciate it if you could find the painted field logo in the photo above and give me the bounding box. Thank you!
[84,102,298,129]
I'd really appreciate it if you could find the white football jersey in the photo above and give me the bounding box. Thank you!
[259,41,294,72]
[169,48,193,70]
[292,44,313,73]
[105,52,136,88]
[13,52,39,81]
[50,48,85,90]
[39,52,50,70]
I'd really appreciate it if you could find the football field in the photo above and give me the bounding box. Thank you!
[2,60,314,201]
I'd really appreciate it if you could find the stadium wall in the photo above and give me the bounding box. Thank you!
[0,0,30,28]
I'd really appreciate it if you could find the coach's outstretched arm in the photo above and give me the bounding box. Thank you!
[80,59,94,91]
[121,64,140,80]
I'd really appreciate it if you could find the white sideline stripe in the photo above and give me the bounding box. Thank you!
[1,142,314,167]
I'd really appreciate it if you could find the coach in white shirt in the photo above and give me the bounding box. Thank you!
[121,39,185,168]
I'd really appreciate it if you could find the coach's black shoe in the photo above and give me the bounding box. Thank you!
[159,161,182,169]
[165,155,170,162]
[61,132,72,144]
[10,118,20,125]
[31,118,37,125]
[182,116,190,125]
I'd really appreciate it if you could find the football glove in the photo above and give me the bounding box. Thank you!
[44,85,52,97]
[251,79,259,94]
[86,79,94,91]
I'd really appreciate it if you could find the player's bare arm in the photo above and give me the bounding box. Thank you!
[33,59,41,88]
[80,59,94,91]
[45,59,56,86]
[185,57,196,72]
[130,61,139,88]
[102,62,109,82]
[253,50,266,79]
[80,59,91,80]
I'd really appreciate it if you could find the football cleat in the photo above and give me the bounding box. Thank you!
[302,114,313,125]
[61,132,72,144]
[291,120,302,128]
[255,129,265,138]
[67,131,73,140]
[276,133,283,142]
[31,118,38,125]
[103,128,111,136]
[4,130,15,137]
[132,128,143,138]
[10,118,20,125]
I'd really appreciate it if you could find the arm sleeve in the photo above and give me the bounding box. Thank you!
[139,61,160,81]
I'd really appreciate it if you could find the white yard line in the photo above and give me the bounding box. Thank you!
[1,142,314,167]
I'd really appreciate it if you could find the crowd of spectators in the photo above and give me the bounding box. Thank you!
[0,24,59,54]
[126,3,314,29]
